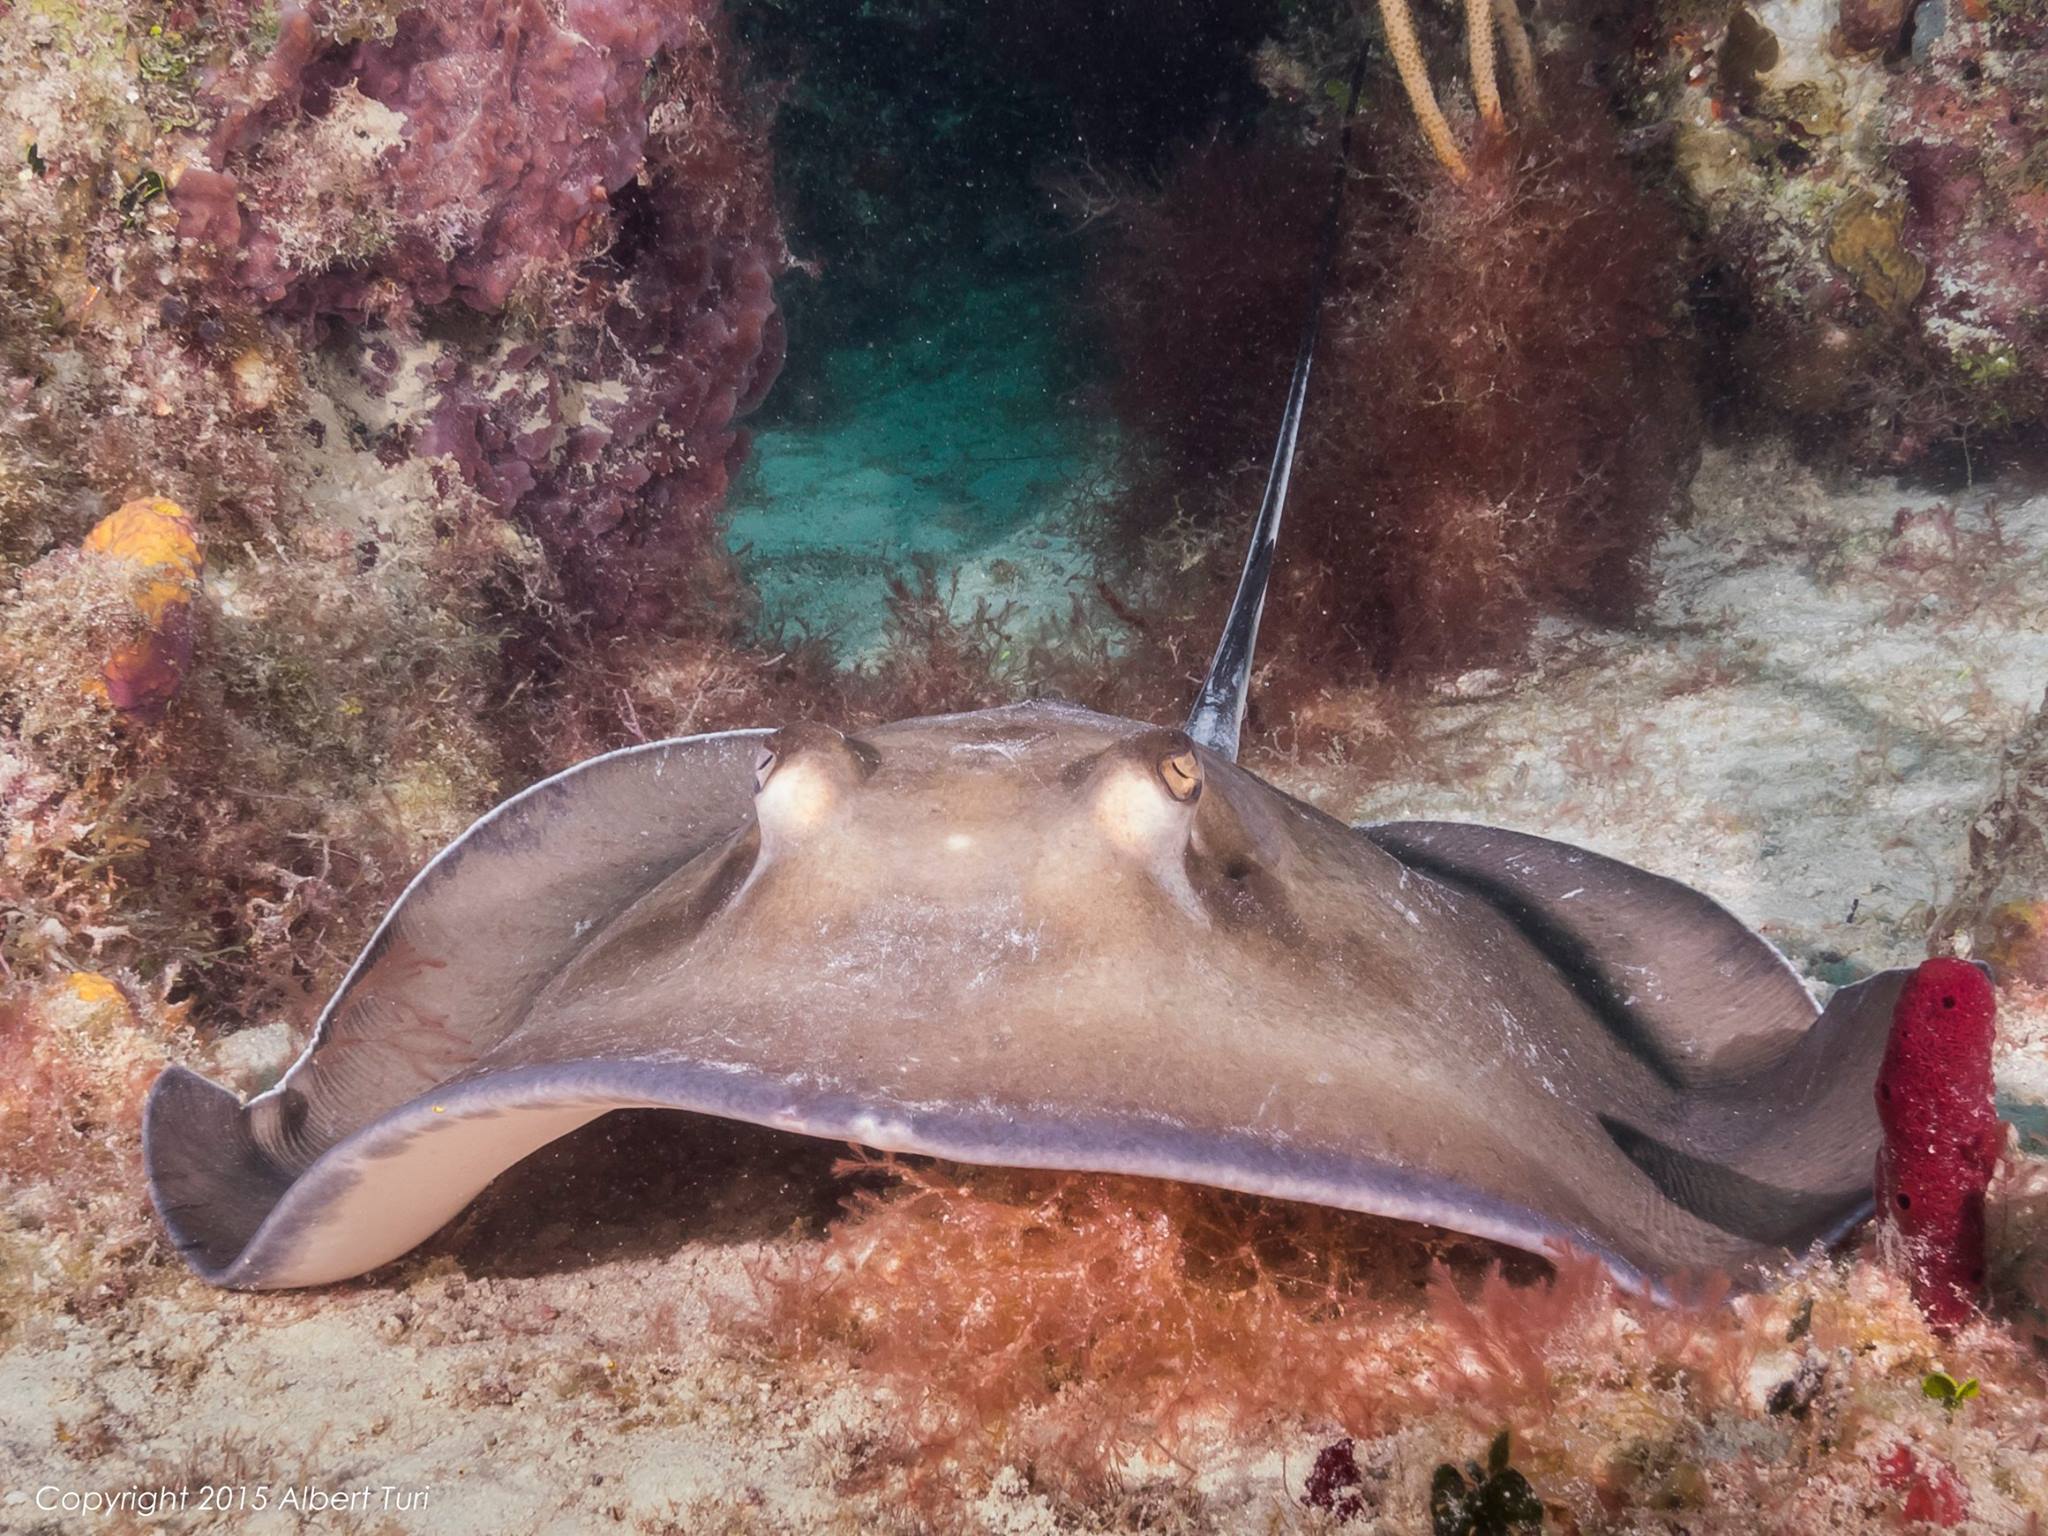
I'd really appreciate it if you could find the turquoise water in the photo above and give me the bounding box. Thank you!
[724,276,1116,662]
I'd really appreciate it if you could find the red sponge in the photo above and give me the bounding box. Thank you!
[1874,957,2003,1334]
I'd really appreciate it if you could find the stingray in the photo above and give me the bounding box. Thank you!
[143,87,1910,1295]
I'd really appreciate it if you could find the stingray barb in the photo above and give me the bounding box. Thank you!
[144,77,1909,1295]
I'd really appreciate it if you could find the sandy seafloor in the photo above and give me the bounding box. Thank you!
[726,278,1113,663]
[4,444,2047,1534]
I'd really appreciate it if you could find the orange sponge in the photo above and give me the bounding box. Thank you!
[82,497,203,716]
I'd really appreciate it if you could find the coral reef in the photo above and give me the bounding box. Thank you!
[0,395,516,1027]
[1641,0,2048,467]
[3,3,2045,1530]
[0,0,791,1036]
[1876,958,2003,1334]
[0,0,805,1407]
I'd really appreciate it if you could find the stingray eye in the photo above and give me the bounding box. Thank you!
[753,723,876,841]
[1158,747,1202,804]
[1089,730,1206,854]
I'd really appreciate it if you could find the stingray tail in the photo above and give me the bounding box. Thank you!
[1183,52,1366,762]
[1601,968,1916,1255]
[144,1064,292,1286]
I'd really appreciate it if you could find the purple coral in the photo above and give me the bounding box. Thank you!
[176,1,786,630]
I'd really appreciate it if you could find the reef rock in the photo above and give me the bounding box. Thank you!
[180,1,788,630]
[1645,0,2047,464]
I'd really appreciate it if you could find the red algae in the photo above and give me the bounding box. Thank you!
[0,975,164,1184]
[0,974,180,1332]
[745,1150,2048,1526]
[747,1152,1448,1504]
[1875,1443,1971,1529]
[1097,77,1697,687]
[1293,100,1697,679]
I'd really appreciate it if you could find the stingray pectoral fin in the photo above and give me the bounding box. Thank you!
[146,1064,297,1280]
[1364,821,1819,1087]
[1598,966,1917,1262]
[150,1055,1656,1295]
[147,1063,624,1288]
[242,728,769,1176]
[1596,1115,1868,1249]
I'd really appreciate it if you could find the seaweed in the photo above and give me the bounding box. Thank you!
[743,1151,1457,1511]
[741,1148,2048,1527]
[1096,74,1699,689]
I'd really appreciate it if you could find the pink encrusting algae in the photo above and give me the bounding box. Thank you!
[179,0,788,634]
